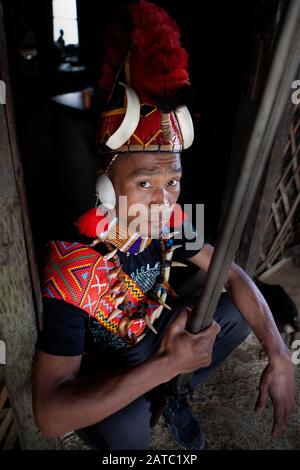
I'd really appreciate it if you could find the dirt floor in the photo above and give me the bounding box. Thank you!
[61,258,300,450]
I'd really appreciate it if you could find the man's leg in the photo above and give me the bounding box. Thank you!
[76,292,251,450]
[76,395,151,450]
[190,292,252,390]
[163,292,252,450]
[165,292,252,394]
[109,292,251,375]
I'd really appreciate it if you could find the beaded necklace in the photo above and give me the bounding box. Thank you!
[91,231,186,346]
[77,204,188,345]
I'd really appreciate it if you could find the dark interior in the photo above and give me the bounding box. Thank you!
[2,0,268,270]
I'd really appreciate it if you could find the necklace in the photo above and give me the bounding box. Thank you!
[92,203,153,256]
[101,234,187,345]
[76,204,188,345]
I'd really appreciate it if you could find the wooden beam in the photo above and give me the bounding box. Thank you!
[239,102,295,276]
[0,385,8,410]
[0,1,58,449]
[3,420,18,450]
[219,0,296,278]
[0,408,13,443]
[0,1,44,333]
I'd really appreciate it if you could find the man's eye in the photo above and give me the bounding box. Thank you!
[138,181,152,188]
[167,179,179,187]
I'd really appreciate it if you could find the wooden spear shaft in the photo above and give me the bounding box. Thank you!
[177,0,300,392]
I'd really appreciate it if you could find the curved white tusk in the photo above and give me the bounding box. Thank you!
[88,238,101,248]
[161,231,180,241]
[156,297,172,310]
[108,266,122,280]
[165,244,182,254]
[145,314,158,335]
[105,83,141,150]
[113,291,128,308]
[107,308,122,322]
[171,261,187,268]
[103,247,118,261]
[151,305,163,322]
[175,105,194,149]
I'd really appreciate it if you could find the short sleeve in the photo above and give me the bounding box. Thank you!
[36,297,88,356]
[173,218,205,259]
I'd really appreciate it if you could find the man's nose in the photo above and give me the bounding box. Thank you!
[151,189,170,207]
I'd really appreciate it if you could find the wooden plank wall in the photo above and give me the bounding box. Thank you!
[220,0,297,277]
[0,0,57,449]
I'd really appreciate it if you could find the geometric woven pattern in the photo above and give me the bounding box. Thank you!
[97,105,183,153]
[42,240,160,339]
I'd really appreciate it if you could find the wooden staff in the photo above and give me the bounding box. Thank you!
[177,0,300,392]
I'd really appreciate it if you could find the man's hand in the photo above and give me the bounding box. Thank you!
[157,307,221,374]
[255,351,295,437]
[33,306,220,437]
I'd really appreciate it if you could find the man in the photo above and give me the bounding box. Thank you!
[56,29,65,49]
[32,0,295,450]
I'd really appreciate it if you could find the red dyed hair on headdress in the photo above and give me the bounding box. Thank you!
[99,0,190,106]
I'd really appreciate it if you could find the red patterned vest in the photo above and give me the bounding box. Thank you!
[42,241,160,346]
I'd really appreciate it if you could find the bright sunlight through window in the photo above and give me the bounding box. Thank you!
[53,0,79,46]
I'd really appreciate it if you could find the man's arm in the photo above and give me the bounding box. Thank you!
[33,349,172,438]
[188,243,295,436]
[33,307,220,438]
[189,244,287,357]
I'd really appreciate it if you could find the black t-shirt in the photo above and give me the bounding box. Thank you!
[36,220,205,356]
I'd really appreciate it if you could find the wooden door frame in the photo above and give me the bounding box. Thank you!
[0,0,57,449]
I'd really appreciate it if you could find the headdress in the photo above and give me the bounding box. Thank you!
[76,0,192,253]
[97,0,194,154]
[54,2,194,345]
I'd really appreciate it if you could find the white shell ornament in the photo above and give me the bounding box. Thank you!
[175,105,194,149]
[105,82,141,150]
[95,173,116,210]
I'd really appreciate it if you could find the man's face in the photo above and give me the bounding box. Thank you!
[109,152,182,238]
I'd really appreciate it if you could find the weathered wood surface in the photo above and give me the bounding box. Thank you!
[220,0,298,277]
[0,0,43,332]
[0,0,58,449]
[0,104,58,450]
[239,103,295,276]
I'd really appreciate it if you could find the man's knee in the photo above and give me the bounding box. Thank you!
[76,396,151,450]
